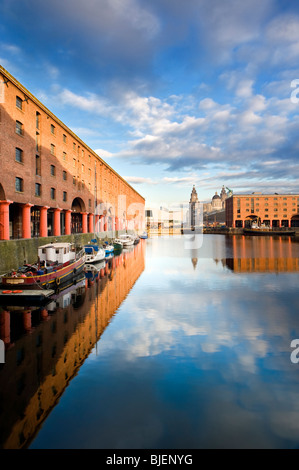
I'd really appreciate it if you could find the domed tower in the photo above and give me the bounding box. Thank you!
[220,185,227,208]
[212,192,222,210]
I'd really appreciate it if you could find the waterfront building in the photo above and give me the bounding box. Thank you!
[202,185,231,226]
[225,193,299,228]
[0,65,145,240]
[189,185,201,228]
[145,206,184,230]
[203,185,229,214]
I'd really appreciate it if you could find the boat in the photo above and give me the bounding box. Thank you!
[103,241,114,255]
[243,227,295,236]
[133,236,140,245]
[117,234,134,247]
[113,240,123,252]
[84,239,106,263]
[1,242,85,290]
[139,232,148,239]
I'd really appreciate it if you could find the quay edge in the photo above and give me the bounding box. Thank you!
[0,230,132,275]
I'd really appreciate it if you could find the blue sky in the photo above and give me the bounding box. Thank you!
[1,0,299,208]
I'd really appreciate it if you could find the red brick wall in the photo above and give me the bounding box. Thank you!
[0,66,145,221]
[226,194,299,227]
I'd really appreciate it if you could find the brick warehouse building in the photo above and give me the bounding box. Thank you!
[226,193,299,228]
[0,65,145,240]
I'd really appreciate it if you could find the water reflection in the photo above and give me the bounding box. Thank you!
[27,235,299,449]
[2,235,299,449]
[223,235,299,272]
[0,241,145,449]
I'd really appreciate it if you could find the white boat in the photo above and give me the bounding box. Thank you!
[117,234,134,247]
[84,240,106,264]
[103,241,114,254]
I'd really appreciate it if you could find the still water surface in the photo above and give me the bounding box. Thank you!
[1,235,299,449]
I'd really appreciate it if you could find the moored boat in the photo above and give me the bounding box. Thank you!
[243,228,295,236]
[117,234,134,247]
[84,239,106,263]
[1,243,85,289]
[103,241,114,255]
[139,231,148,239]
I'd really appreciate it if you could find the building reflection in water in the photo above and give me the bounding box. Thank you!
[223,235,299,273]
[0,241,145,449]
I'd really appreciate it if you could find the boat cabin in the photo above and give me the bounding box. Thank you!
[38,243,76,265]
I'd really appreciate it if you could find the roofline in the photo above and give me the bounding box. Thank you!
[229,193,299,197]
[0,64,145,202]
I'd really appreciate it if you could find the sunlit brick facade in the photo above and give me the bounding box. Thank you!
[0,65,145,240]
[226,193,299,228]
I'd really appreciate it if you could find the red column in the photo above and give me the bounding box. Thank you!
[0,200,12,240]
[22,203,33,239]
[115,216,119,231]
[104,216,108,232]
[100,216,104,232]
[95,215,100,232]
[65,210,72,235]
[82,212,88,233]
[53,208,61,236]
[89,213,94,233]
[40,206,49,237]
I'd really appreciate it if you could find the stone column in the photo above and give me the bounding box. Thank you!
[0,200,12,240]
[89,213,94,233]
[65,210,72,235]
[40,206,49,238]
[53,208,61,236]
[95,214,100,233]
[82,212,88,234]
[22,203,33,239]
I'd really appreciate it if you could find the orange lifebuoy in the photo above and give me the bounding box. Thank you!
[13,290,23,293]
[3,290,12,294]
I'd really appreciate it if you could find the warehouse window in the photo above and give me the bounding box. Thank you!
[50,187,56,200]
[15,177,23,192]
[16,120,23,136]
[15,147,23,163]
[16,96,23,110]
[35,183,41,197]
[36,112,40,129]
[36,155,41,176]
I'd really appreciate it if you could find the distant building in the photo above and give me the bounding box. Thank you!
[226,193,299,228]
[189,185,201,228]
[203,186,229,213]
